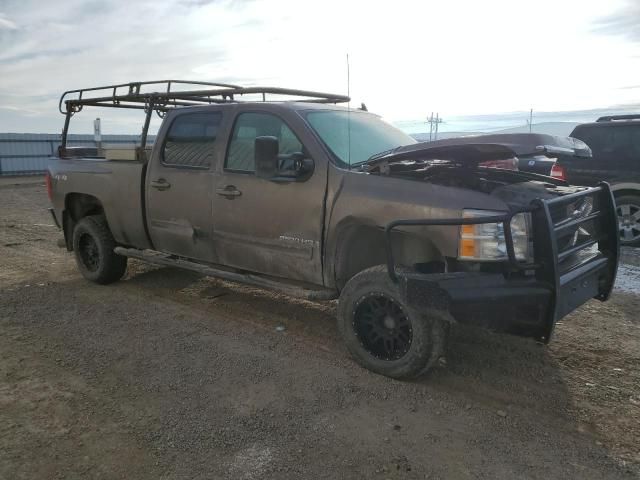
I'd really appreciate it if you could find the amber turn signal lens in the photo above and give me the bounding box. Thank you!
[461,224,475,236]
[460,238,476,257]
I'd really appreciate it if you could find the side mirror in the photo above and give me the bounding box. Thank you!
[255,136,279,179]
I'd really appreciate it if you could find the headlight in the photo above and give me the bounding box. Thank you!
[458,209,530,261]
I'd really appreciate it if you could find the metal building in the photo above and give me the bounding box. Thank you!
[0,133,153,176]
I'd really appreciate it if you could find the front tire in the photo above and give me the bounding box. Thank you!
[72,215,127,284]
[615,195,640,247]
[337,265,447,379]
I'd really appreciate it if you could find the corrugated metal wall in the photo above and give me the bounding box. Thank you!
[0,133,154,176]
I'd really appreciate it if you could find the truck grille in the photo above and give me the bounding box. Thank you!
[532,183,619,321]
[549,191,609,273]
[543,188,612,275]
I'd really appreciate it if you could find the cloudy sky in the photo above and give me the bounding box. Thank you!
[1,0,639,134]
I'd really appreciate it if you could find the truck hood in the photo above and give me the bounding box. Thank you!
[365,133,591,171]
[362,133,594,209]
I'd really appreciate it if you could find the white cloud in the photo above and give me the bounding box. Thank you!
[0,0,639,133]
[0,13,18,29]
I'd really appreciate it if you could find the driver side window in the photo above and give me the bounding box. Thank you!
[225,112,303,172]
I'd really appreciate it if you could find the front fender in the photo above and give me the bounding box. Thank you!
[324,167,510,288]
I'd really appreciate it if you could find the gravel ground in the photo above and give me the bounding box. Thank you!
[1,179,639,479]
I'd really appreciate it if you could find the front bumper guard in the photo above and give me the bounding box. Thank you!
[384,183,620,342]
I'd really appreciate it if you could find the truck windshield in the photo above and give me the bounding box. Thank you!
[305,110,416,167]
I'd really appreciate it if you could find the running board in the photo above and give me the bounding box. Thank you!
[114,247,338,301]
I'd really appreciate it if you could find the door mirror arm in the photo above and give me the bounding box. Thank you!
[255,136,314,182]
[292,155,314,180]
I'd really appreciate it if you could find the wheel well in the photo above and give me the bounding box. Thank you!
[62,193,105,250]
[334,224,444,289]
[613,189,640,200]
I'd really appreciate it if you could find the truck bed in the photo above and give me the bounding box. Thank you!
[48,155,152,249]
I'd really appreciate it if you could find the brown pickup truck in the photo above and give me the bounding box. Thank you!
[47,80,619,379]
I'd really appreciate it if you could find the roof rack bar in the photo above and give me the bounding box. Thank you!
[596,114,640,122]
[68,95,233,108]
[72,100,205,110]
[160,87,349,103]
[217,86,350,101]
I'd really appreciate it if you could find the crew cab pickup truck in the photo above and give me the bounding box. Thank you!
[47,80,620,379]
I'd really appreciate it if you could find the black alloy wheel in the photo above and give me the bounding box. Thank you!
[77,232,100,272]
[353,293,413,361]
[72,215,127,284]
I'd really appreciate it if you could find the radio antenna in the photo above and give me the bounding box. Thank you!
[346,53,351,169]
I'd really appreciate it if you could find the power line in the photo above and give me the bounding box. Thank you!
[426,112,444,141]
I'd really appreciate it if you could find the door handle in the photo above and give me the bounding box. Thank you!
[216,185,242,198]
[151,178,171,191]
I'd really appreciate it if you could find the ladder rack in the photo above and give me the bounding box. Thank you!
[58,80,350,152]
[59,80,350,114]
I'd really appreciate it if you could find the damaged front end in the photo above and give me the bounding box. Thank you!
[368,136,619,342]
[364,133,590,191]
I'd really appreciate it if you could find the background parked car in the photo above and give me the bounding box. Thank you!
[557,115,640,246]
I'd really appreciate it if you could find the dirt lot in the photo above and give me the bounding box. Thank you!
[1,178,639,480]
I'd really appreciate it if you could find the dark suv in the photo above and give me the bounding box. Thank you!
[559,115,640,246]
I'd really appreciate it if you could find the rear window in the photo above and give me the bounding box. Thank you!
[163,112,222,168]
[572,125,640,160]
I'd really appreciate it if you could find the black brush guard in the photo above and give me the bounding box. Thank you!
[384,183,619,341]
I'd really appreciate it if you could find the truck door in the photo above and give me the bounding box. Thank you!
[212,111,326,285]
[146,111,224,262]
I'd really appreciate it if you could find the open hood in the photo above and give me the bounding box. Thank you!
[365,133,591,172]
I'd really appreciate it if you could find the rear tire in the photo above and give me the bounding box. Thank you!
[72,215,127,284]
[337,265,447,379]
[615,195,640,247]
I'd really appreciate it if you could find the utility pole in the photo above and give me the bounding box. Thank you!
[528,108,533,133]
[427,112,444,142]
[428,112,433,142]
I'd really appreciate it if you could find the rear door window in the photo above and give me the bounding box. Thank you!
[163,112,222,168]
